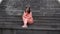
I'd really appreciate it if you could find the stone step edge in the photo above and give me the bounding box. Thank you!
[0,26,60,30]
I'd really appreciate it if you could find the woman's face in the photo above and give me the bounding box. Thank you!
[26,8,29,11]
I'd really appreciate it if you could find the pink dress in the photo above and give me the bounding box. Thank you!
[22,11,34,24]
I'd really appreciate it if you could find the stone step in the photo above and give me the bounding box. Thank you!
[1,10,60,16]
[0,18,60,23]
[0,16,60,19]
[0,10,60,16]
[54,14,60,16]
[0,15,60,18]
[0,21,60,25]
[0,16,60,23]
[0,23,60,30]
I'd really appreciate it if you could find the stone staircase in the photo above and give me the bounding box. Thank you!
[0,0,60,34]
[0,14,60,30]
[0,13,60,34]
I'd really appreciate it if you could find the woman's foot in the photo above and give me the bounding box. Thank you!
[22,25,28,28]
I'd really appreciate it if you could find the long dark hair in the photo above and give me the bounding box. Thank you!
[25,7,31,14]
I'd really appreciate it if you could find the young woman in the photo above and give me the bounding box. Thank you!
[22,7,34,28]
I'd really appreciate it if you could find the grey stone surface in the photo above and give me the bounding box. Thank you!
[0,0,60,34]
[0,15,60,30]
[0,0,60,16]
[16,30,48,34]
[2,30,11,34]
[0,29,60,34]
[48,31,60,34]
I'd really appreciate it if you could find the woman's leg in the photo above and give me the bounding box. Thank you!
[28,18,33,24]
[22,19,28,28]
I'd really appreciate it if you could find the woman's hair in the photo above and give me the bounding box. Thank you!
[25,7,31,14]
